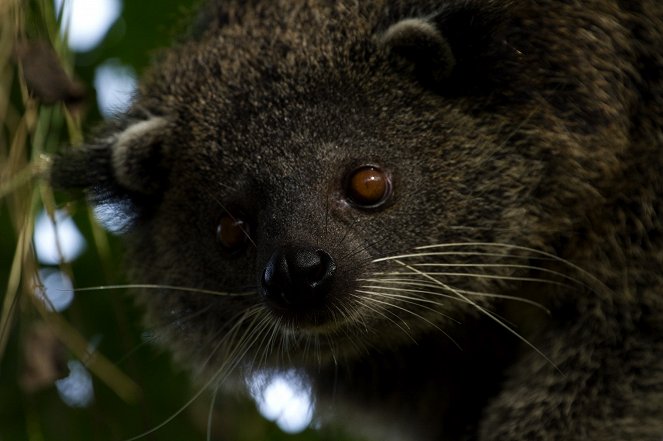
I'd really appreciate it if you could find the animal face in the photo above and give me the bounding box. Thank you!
[52,0,634,379]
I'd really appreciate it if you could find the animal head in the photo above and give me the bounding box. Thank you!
[51,0,637,377]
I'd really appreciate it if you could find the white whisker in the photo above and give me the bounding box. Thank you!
[116,305,214,365]
[414,242,610,294]
[246,312,277,369]
[372,251,553,263]
[359,279,550,313]
[350,294,415,342]
[410,262,587,287]
[123,306,267,441]
[199,306,263,373]
[358,284,457,302]
[73,284,254,297]
[455,289,551,314]
[207,377,221,441]
[356,287,461,321]
[355,290,461,349]
[371,271,570,286]
[260,316,282,368]
[392,259,562,374]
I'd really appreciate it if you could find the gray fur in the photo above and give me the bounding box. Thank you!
[51,1,663,440]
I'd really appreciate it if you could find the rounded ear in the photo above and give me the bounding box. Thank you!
[50,116,170,198]
[111,117,169,195]
[379,18,456,85]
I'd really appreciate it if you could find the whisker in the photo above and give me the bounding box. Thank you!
[72,284,255,297]
[115,304,214,365]
[247,311,278,370]
[329,302,362,358]
[303,333,312,361]
[410,262,586,287]
[338,235,392,262]
[123,306,267,441]
[260,316,282,369]
[207,377,222,441]
[337,216,360,248]
[373,250,555,262]
[364,284,519,330]
[355,290,461,349]
[392,259,562,374]
[325,332,338,366]
[358,278,549,313]
[324,194,330,245]
[359,282,459,301]
[349,294,415,343]
[356,288,461,323]
[198,306,264,381]
[278,321,294,366]
[414,242,610,294]
[370,271,570,287]
[455,289,551,314]
[337,301,368,335]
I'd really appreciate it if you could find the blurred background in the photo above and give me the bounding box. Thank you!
[0,1,357,440]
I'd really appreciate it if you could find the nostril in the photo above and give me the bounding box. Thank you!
[291,249,334,286]
[261,246,336,309]
[263,251,290,290]
[312,249,335,287]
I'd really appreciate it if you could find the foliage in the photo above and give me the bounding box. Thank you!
[0,1,352,440]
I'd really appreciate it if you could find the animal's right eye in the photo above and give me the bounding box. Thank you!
[216,214,250,253]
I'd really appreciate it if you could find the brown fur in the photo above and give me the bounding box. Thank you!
[51,1,663,440]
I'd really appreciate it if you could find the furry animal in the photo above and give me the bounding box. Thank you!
[51,1,663,440]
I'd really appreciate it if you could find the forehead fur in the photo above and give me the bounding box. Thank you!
[132,0,642,197]
[139,0,511,110]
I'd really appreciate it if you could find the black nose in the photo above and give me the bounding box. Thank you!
[261,246,336,309]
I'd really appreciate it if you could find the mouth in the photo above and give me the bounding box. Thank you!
[262,293,357,338]
[257,322,367,366]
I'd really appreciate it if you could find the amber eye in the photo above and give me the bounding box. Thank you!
[346,165,392,208]
[216,214,250,253]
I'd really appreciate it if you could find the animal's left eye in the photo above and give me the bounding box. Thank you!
[345,165,392,208]
[217,214,250,253]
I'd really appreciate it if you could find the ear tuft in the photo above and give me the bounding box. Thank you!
[379,18,456,85]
